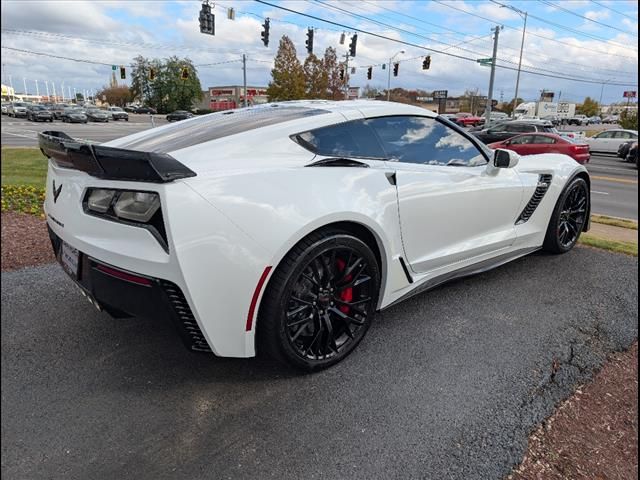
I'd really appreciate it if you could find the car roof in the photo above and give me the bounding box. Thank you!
[268,99,438,119]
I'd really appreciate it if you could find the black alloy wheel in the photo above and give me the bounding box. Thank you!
[259,230,380,370]
[544,177,589,253]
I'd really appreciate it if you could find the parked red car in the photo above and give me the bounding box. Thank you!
[454,112,484,127]
[488,133,590,164]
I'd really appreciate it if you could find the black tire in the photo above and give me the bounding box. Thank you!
[543,177,589,254]
[258,229,381,371]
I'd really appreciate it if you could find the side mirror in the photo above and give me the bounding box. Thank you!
[493,148,520,168]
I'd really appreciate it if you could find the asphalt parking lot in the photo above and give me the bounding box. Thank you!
[2,247,637,480]
[1,114,637,220]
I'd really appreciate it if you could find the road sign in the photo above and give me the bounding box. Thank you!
[433,90,448,99]
[476,58,492,64]
[491,99,498,107]
[112,65,117,71]
[623,91,637,98]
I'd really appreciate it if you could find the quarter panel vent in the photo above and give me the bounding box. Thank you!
[516,174,553,225]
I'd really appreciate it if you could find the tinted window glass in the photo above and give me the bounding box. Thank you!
[118,106,330,153]
[508,135,534,145]
[296,120,385,158]
[595,131,613,139]
[366,116,487,166]
[613,131,632,139]
[534,135,556,144]
[507,124,535,133]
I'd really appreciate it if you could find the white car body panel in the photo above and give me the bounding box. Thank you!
[42,100,590,358]
[584,129,638,153]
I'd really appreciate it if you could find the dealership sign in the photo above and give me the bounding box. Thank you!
[623,91,637,98]
[432,90,448,99]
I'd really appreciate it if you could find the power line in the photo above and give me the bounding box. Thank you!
[540,0,637,36]
[590,0,638,21]
[310,0,637,84]
[1,46,243,69]
[253,0,637,86]
[432,0,638,59]
[354,0,637,78]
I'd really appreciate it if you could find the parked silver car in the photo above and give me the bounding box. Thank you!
[7,102,29,117]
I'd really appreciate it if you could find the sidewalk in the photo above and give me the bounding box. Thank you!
[588,222,638,244]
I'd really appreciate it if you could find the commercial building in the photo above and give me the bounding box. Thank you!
[194,85,269,111]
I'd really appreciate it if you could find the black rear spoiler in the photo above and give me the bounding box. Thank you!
[38,131,196,183]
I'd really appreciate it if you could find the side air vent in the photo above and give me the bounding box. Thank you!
[306,157,370,168]
[516,174,553,225]
[160,280,212,352]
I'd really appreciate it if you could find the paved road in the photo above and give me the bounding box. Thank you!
[587,153,638,220]
[0,114,168,146]
[1,115,637,219]
[2,248,637,480]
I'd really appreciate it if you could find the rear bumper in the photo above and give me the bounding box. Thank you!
[47,225,212,353]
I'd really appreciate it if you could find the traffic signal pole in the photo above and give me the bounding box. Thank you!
[484,26,500,124]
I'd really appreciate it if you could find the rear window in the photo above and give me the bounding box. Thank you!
[118,105,329,152]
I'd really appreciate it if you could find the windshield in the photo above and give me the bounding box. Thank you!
[111,107,123,111]
[13,102,27,107]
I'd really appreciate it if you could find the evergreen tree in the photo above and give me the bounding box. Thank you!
[267,36,306,101]
[303,53,328,99]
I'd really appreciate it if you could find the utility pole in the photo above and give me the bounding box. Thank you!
[484,26,501,124]
[386,50,404,101]
[23,77,27,96]
[45,80,50,100]
[500,3,527,118]
[35,79,40,99]
[344,52,350,99]
[242,54,247,108]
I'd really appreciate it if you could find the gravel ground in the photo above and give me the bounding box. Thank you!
[1,247,637,480]
[1,212,54,271]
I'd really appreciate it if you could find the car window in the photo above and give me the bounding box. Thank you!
[365,116,488,167]
[508,135,533,145]
[507,124,534,133]
[534,135,556,144]
[613,131,632,139]
[295,119,385,158]
[595,131,614,139]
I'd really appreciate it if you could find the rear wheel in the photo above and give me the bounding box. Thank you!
[258,230,380,371]
[543,177,589,254]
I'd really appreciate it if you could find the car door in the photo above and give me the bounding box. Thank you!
[611,131,637,153]
[505,134,537,156]
[588,130,617,152]
[366,116,524,274]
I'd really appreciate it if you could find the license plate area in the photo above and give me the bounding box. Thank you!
[60,240,79,279]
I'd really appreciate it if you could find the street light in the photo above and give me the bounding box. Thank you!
[387,49,405,101]
[500,3,527,118]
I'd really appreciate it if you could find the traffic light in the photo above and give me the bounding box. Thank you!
[199,1,215,35]
[149,68,156,81]
[393,62,399,77]
[306,28,314,54]
[349,34,358,57]
[261,18,270,47]
[119,66,126,79]
[181,67,189,80]
[422,56,431,70]
[339,67,345,80]
[367,67,372,80]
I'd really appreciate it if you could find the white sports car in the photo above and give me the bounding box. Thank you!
[40,100,591,370]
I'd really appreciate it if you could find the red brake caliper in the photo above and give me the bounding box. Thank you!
[336,258,352,314]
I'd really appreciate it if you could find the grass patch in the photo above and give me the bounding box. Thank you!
[1,147,48,188]
[591,214,638,230]
[1,148,47,216]
[579,234,638,257]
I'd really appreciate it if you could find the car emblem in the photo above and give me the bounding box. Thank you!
[52,180,63,203]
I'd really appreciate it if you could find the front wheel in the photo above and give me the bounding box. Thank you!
[258,230,380,371]
[543,177,589,254]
